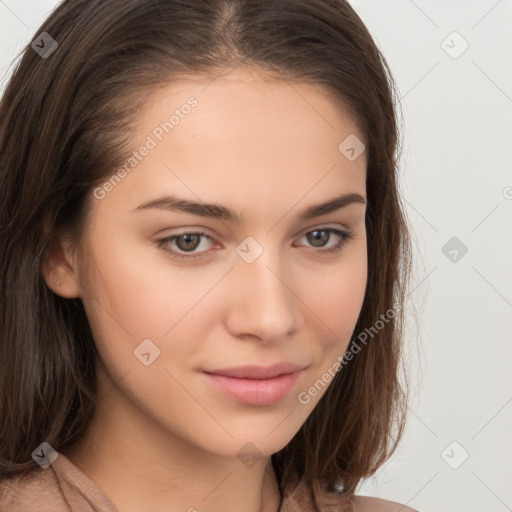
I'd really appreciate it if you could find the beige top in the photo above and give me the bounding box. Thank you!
[0,452,419,511]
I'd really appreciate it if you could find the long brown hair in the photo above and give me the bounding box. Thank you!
[0,0,413,496]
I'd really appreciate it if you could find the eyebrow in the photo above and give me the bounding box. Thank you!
[132,192,367,223]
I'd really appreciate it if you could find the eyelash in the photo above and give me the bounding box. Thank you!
[155,228,353,262]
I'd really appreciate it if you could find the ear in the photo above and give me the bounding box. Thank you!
[40,235,82,299]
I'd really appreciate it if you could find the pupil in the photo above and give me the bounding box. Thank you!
[178,234,200,251]
[309,230,328,247]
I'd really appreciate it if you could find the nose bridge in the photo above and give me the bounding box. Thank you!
[228,234,299,340]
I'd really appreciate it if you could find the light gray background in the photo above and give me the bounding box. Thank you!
[1,1,511,511]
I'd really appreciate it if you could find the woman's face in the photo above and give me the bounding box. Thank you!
[53,68,368,461]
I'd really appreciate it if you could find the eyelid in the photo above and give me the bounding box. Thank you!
[156,222,350,241]
[155,224,352,262]
[295,221,352,237]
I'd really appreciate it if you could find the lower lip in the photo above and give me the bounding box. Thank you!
[201,370,303,406]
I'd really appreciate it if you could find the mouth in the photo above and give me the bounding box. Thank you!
[201,367,306,406]
[202,362,307,380]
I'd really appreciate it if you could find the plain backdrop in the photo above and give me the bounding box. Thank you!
[1,1,511,511]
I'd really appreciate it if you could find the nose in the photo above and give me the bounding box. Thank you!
[224,245,302,344]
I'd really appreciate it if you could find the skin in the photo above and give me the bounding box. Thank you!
[43,67,369,512]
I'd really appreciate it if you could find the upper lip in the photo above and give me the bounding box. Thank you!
[203,362,307,380]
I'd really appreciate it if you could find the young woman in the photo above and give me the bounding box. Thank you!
[0,1,416,511]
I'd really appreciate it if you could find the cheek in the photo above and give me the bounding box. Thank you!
[303,261,367,401]
[308,246,367,344]
[78,231,224,386]
[77,237,211,427]
[81,227,213,336]
[293,249,367,409]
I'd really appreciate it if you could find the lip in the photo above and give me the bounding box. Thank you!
[203,362,307,379]
[201,363,307,406]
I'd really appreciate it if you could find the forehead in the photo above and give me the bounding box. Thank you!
[138,67,365,149]
[96,68,367,221]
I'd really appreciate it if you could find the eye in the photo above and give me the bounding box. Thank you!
[155,227,353,262]
[294,228,352,256]
[155,231,215,262]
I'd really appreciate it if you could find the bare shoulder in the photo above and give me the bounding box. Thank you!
[352,494,420,512]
